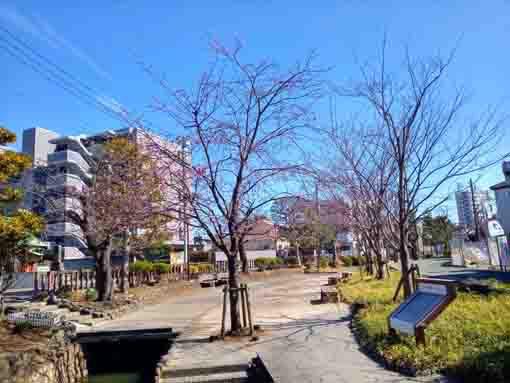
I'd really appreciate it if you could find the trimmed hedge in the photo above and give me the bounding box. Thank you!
[341,255,365,267]
[285,256,300,266]
[152,262,171,273]
[128,260,214,274]
[189,263,214,273]
[254,257,284,269]
[129,260,154,273]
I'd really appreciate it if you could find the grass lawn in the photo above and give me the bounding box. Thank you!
[338,272,510,382]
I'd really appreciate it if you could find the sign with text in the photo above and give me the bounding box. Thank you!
[388,278,456,345]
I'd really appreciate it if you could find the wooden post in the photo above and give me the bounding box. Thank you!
[221,286,228,338]
[245,284,254,336]
[415,326,426,347]
[392,276,404,302]
[411,265,417,293]
[240,284,247,328]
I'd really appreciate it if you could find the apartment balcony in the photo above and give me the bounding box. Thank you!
[46,173,88,192]
[48,197,84,219]
[46,222,87,248]
[48,150,91,176]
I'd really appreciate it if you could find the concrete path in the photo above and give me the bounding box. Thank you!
[92,272,451,382]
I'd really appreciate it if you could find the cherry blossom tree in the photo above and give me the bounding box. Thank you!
[146,40,325,333]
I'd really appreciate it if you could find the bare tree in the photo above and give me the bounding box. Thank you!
[321,126,398,279]
[147,40,324,333]
[271,197,304,265]
[331,40,509,296]
[63,136,166,301]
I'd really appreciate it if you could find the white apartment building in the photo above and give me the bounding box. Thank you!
[20,126,189,267]
[455,188,495,229]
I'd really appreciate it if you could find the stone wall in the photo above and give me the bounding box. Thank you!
[0,330,87,383]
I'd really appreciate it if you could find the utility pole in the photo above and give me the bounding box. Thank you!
[315,180,321,271]
[470,179,479,242]
[180,137,190,280]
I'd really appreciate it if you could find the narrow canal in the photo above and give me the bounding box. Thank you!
[81,338,172,383]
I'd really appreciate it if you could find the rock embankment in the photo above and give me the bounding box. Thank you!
[0,330,87,383]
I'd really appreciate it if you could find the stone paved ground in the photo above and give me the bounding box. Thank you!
[91,272,456,383]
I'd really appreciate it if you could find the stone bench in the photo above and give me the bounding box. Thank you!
[320,286,339,303]
[327,272,353,286]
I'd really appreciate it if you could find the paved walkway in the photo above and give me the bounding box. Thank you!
[91,272,451,382]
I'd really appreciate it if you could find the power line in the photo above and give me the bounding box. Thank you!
[0,25,131,125]
[0,40,122,123]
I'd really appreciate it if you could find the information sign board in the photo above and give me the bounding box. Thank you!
[388,278,456,345]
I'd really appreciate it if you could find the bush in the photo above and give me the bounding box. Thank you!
[129,260,154,273]
[351,255,366,266]
[13,321,33,334]
[85,288,97,301]
[189,251,212,263]
[56,285,72,299]
[189,263,214,274]
[341,256,353,267]
[285,256,299,266]
[152,262,171,274]
[254,257,270,268]
[254,257,283,269]
[319,256,329,269]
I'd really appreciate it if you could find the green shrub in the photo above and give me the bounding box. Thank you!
[152,262,171,273]
[254,257,270,268]
[341,256,353,267]
[189,263,214,273]
[189,251,212,263]
[13,321,33,334]
[319,256,329,269]
[85,288,97,301]
[129,260,154,273]
[273,257,284,265]
[254,257,283,269]
[285,256,299,266]
[350,255,365,266]
[56,285,72,299]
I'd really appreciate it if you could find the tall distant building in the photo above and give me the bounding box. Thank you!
[18,126,190,266]
[455,187,495,229]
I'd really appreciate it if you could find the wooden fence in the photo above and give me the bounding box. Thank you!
[33,260,257,292]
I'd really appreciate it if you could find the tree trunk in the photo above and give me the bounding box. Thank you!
[399,219,412,298]
[332,239,339,268]
[0,272,4,315]
[120,230,130,293]
[366,250,374,275]
[296,244,302,266]
[227,253,242,334]
[374,237,386,280]
[96,240,114,301]
[239,242,248,273]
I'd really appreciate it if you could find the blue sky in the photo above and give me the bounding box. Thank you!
[2,1,510,215]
